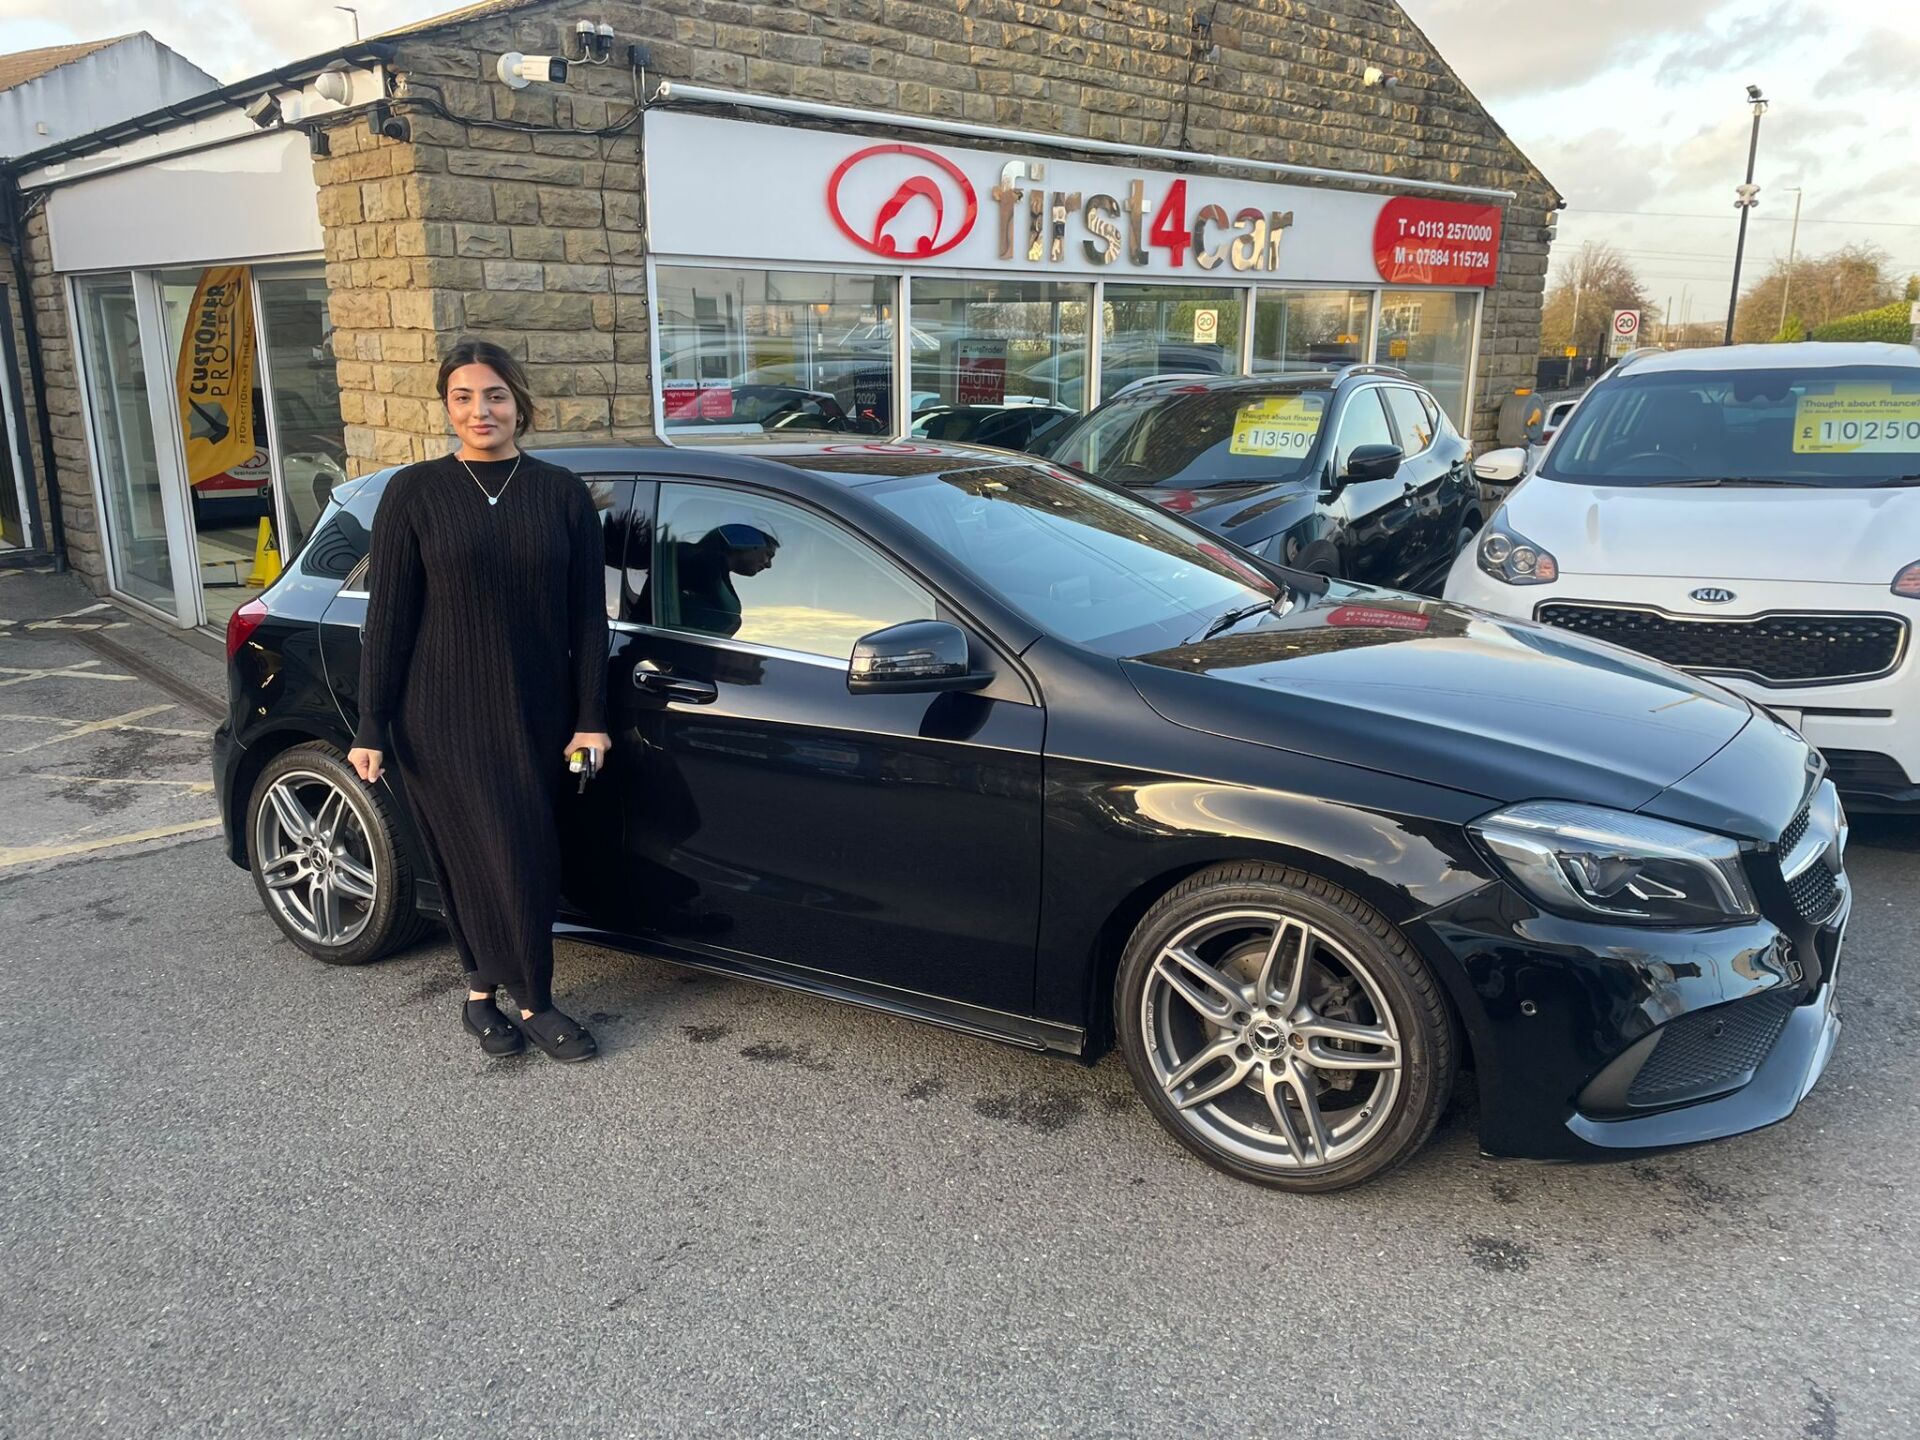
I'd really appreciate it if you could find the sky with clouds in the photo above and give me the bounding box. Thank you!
[2,0,1913,321]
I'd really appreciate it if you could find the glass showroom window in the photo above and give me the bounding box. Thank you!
[654,265,898,438]
[1252,289,1372,374]
[908,277,1091,451]
[1100,283,1244,405]
[1377,290,1478,426]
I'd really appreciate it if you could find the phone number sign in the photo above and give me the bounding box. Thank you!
[1373,197,1503,287]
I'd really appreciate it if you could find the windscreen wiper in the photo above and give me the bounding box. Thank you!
[1192,599,1277,644]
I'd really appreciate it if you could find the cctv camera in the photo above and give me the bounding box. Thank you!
[243,93,281,128]
[367,101,411,143]
[497,52,570,89]
[1746,83,1763,101]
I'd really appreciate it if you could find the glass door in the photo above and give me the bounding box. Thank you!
[254,267,348,560]
[73,273,197,621]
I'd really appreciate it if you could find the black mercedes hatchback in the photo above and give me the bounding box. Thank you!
[215,440,1845,1191]
[1044,367,1481,595]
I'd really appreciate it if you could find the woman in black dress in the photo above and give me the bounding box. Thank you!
[346,339,611,1063]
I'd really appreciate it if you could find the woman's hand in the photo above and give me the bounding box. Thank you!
[565,732,613,770]
[347,747,384,784]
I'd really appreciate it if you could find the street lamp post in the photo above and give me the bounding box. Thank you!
[1776,187,1804,337]
[1724,84,1768,345]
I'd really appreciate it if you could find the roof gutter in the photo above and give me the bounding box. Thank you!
[4,42,397,179]
[650,81,1519,202]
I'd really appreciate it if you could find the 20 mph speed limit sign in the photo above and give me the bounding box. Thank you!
[1609,309,1641,355]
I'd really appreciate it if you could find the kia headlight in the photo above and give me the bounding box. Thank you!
[1893,560,1920,598]
[1471,802,1757,926]
[1477,511,1559,586]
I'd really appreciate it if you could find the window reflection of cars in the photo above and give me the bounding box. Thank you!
[908,400,1077,453]
[1048,370,1481,596]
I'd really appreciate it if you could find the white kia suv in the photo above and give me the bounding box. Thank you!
[1447,342,1920,811]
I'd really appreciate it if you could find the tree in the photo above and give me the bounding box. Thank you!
[1539,243,1654,355]
[1735,242,1900,343]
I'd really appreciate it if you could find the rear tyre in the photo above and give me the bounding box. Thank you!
[1115,862,1454,1193]
[246,741,429,966]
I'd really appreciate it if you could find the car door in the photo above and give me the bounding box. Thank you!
[1379,384,1451,585]
[606,476,1045,1015]
[1326,386,1419,586]
[318,474,639,919]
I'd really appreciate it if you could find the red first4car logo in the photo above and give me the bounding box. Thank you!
[826,143,978,259]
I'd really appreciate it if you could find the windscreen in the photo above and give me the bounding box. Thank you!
[1048,388,1330,488]
[866,461,1279,657]
[1542,363,1920,486]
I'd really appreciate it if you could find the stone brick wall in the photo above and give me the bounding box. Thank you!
[15,210,104,583]
[311,0,1554,467]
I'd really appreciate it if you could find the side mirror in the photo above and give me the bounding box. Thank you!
[1343,442,1403,483]
[848,620,993,695]
[1472,446,1527,485]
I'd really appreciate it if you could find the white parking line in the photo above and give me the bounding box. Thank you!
[0,660,137,689]
[0,704,204,755]
[28,772,215,794]
[0,817,223,869]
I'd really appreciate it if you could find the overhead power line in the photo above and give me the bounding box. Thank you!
[1563,206,1918,230]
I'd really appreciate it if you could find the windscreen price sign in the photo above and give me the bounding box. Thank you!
[1608,309,1640,356]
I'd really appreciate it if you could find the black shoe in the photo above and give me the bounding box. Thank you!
[463,997,525,1057]
[512,1007,598,1063]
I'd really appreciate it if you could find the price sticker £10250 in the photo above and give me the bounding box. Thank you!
[1794,387,1920,454]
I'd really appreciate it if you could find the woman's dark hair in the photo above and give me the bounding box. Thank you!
[437,338,535,436]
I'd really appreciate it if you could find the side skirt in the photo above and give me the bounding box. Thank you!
[551,919,1089,1059]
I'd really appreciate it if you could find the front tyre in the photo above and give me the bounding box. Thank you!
[246,741,428,966]
[1116,862,1455,1192]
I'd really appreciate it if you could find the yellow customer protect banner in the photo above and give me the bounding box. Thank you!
[175,267,255,484]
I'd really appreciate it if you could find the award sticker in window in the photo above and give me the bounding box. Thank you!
[1793,385,1920,454]
[1230,395,1324,457]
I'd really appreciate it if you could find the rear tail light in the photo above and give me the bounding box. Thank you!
[226,597,269,660]
[1893,562,1920,599]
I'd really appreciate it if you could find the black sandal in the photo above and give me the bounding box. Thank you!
[463,996,526,1057]
[512,1007,598,1063]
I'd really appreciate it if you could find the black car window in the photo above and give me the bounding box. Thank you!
[1381,386,1436,457]
[1334,388,1396,474]
[1049,388,1330,489]
[649,483,935,660]
[300,510,370,581]
[1543,363,1920,485]
[1419,390,1445,437]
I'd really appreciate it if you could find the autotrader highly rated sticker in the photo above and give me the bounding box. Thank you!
[1793,384,1920,454]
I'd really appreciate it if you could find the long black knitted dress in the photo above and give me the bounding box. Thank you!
[353,453,608,1013]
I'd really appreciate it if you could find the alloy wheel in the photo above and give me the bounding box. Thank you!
[252,768,380,948]
[1141,908,1404,1172]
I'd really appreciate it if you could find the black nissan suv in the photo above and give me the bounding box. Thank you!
[1043,366,1481,596]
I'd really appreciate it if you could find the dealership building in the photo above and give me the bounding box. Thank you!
[0,0,1557,632]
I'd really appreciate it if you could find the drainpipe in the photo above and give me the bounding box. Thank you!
[2,177,66,570]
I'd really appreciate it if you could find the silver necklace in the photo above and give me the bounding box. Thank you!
[458,452,521,508]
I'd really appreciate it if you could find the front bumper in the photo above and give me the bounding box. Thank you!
[1407,877,1847,1161]
[1443,559,1920,809]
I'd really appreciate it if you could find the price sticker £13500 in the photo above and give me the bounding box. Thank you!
[1230,396,1324,457]
[1793,386,1920,454]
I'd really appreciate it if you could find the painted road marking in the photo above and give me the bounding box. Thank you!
[27,772,215,794]
[0,816,223,869]
[0,660,137,689]
[0,704,205,755]
[23,619,132,632]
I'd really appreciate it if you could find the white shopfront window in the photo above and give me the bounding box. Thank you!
[643,111,1502,439]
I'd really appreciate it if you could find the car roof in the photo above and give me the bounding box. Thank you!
[526,438,1027,489]
[1616,342,1920,375]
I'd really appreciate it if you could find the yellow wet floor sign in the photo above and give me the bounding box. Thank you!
[246,518,281,587]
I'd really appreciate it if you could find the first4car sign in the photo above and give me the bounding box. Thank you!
[645,111,1503,289]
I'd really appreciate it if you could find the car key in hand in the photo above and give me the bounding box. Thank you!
[569,746,597,794]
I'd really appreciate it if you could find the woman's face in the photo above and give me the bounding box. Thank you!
[444,363,519,455]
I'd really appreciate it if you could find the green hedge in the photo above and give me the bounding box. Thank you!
[1810,301,1913,343]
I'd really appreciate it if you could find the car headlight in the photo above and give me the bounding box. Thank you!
[1470,802,1757,926]
[1893,560,1920,598]
[1477,511,1559,586]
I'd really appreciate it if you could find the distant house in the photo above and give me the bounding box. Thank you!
[0,33,217,158]
[0,33,215,551]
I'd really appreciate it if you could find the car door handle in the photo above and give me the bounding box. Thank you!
[633,668,718,704]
